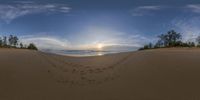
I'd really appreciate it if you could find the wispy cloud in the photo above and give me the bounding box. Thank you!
[186,4,200,13]
[131,6,162,16]
[0,2,71,23]
[172,17,200,42]
[19,30,151,51]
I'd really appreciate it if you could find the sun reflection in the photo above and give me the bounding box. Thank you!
[97,52,103,56]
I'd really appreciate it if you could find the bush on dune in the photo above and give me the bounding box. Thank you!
[27,43,38,50]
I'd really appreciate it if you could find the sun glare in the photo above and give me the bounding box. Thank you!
[97,43,103,50]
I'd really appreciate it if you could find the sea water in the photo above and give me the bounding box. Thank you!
[42,49,134,57]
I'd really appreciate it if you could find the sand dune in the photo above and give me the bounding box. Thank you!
[1,48,200,100]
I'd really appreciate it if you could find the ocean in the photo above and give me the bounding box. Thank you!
[42,49,135,57]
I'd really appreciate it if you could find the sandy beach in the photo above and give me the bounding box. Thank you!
[1,48,200,100]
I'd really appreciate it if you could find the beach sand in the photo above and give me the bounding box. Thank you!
[1,48,200,100]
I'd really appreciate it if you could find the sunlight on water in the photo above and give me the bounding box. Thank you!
[42,49,135,57]
[97,52,103,56]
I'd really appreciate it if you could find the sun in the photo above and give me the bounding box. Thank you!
[97,43,103,50]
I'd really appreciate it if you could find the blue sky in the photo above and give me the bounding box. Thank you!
[0,0,200,50]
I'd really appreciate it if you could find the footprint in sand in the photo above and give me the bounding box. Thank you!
[72,69,77,73]
[63,69,68,72]
[80,70,86,75]
[87,69,94,74]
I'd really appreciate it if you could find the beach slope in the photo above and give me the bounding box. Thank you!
[1,48,200,100]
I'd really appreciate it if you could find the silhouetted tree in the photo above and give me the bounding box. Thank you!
[181,42,189,47]
[157,30,182,47]
[154,40,163,48]
[8,35,18,47]
[188,42,195,47]
[3,36,7,46]
[196,36,200,43]
[148,43,153,49]
[158,34,167,47]
[0,37,2,47]
[144,44,149,49]
[8,35,14,46]
[196,36,200,47]
[13,36,18,47]
[20,43,23,48]
[174,41,183,47]
[138,44,151,51]
[27,43,38,50]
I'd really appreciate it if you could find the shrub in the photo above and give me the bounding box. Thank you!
[27,43,38,50]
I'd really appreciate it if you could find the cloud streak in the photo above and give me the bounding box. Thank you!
[131,6,162,16]
[186,4,200,13]
[0,2,71,23]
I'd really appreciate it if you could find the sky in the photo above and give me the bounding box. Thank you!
[0,0,200,50]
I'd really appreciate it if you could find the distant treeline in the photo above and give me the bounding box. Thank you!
[139,30,200,51]
[0,35,38,50]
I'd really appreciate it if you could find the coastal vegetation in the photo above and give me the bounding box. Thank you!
[0,35,38,50]
[139,30,200,50]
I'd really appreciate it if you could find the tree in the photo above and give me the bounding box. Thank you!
[3,36,7,46]
[196,36,200,46]
[27,43,38,50]
[144,44,149,49]
[8,35,18,47]
[154,40,163,48]
[182,42,189,47]
[157,30,182,47]
[0,37,2,47]
[148,43,153,49]
[0,35,38,50]
[174,41,183,47]
[192,42,195,47]
[138,44,150,51]
[8,35,14,46]
[13,36,18,47]
[20,43,23,48]
[158,34,167,47]
[188,42,195,47]
[168,30,182,46]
